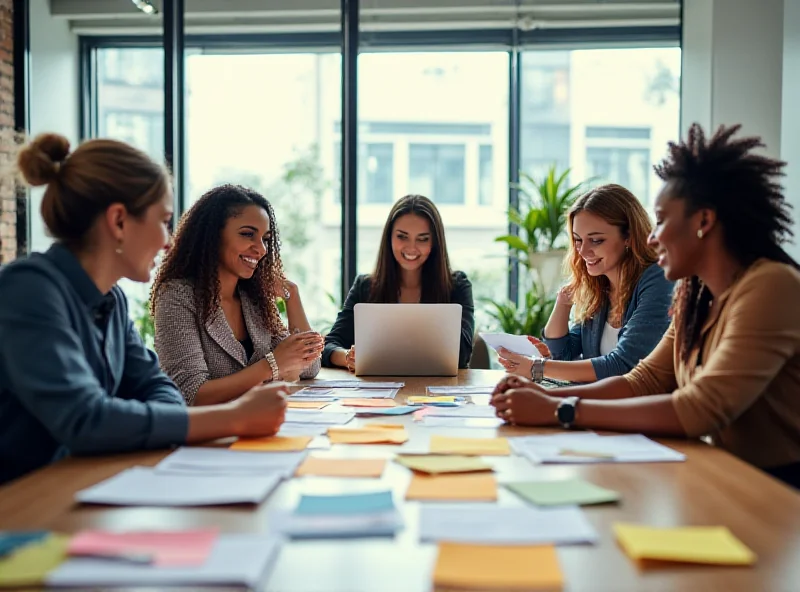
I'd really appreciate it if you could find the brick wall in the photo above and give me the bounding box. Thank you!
[0,0,14,264]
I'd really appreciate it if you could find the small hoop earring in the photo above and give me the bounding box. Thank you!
[697,229,704,239]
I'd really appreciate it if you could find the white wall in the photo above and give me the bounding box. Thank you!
[783,0,800,260]
[28,0,79,253]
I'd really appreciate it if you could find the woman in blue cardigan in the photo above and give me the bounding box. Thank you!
[498,184,673,383]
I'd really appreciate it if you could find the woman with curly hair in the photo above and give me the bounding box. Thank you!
[491,123,800,488]
[152,184,323,406]
[497,184,673,383]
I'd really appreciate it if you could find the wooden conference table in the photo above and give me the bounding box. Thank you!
[1,368,799,592]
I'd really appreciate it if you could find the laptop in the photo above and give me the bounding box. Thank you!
[354,303,462,376]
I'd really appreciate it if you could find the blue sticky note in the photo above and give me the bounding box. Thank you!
[0,531,49,557]
[356,406,417,416]
[296,491,395,516]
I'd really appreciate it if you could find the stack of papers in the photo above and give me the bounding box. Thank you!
[423,405,499,419]
[420,505,597,545]
[156,447,306,478]
[230,436,312,452]
[614,524,757,566]
[271,491,403,539]
[395,455,493,474]
[339,398,397,407]
[67,530,217,566]
[433,542,563,591]
[505,478,621,507]
[479,332,543,357]
[328,426,409,444]
[354,405,418,416]
[430,436,511,456]
[510,433,685,464]
[420,416,504,429]
[277,423,328,437]
[287,401,330,409]
[407,395,464,407]
[0,533,69,588]
[426,385,495,395]
[406,473,498,501]
[75,467,282,506]
[295,457,386,478]
[305,380,404,389]
[284,410,355,425]
[47,534,282,588]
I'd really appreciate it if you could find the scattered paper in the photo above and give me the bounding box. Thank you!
[395,455,492,475]
[47,535,282,588]
[424,405,498,419]
[0,531,49,558]
[420,417,504,429]
[287,401,330,410]
[277,423,329,437]
[327,427,409,445]
[339,398,397,407]
[0,534,69,588]
[295,457,386,478]
[420,505,597,545]
[230,436,312,452]
[67,530,218,567]
[426,385,496,395]
[406,473,497,501]
[296,490,395,516]
[305,380,404,389]
[506,478,621,507]
[285,410,355,425]
[269,510,403,539]
[355,406,417,416]
[75,467,281,506]
[156,447,306,478]
[433,542,563,591]
[511,434,685,464]
[614,524,757,566]
[430,436,510,456]
[407,396,457,404]
[479,332,542,358]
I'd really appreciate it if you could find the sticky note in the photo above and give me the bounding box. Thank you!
[295,457,386,478]
[395,455,493,474]
[614,523,757,566]
[355,406,417,416]
[433,542,563,590]
[287,401,330,410]
[0,533,70,588]
[296,490,395,515]
[506,478,621,506]
[67,529,218,567]
[407,396,456,404]
[430,436,510,456]
[364,423,405,430]
[0,531,49,558]
[340,398,397,408]
[327,427,408,444]
[230,436,312,452]
[406,473,497,501]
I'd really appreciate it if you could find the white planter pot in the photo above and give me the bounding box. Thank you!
[527,249,568,296]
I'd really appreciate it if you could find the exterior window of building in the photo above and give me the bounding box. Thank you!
[478,144,493,206]
[408,143,466,205]
[361,143,394,204]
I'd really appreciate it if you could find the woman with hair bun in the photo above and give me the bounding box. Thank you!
[0,134,288,485]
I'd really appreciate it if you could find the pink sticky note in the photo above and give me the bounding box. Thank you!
[68,529,218,566]
[413,406,436,421]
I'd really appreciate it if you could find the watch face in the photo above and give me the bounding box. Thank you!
[557,401,576,424]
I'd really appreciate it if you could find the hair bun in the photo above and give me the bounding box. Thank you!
[17,133,71,187]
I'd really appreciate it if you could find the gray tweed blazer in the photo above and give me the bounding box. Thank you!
[153,279,320,405]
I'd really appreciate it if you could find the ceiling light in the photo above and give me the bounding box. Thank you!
[131,0,158,15]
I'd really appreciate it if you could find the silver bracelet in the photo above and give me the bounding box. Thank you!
[265,352,280,381]
[531,358,546,383]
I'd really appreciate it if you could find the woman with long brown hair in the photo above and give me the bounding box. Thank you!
[498,184,673,383]
[323,194,475,371]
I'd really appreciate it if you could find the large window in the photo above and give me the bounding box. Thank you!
[355,52,510,309]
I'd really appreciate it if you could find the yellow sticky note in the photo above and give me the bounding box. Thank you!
[364,423,405,430]
[287,401,330,410]
[614,523,757,566]
[434,542,563,591]
[430,435,510,456]
[296,457,386,478]
[327,427,409,445]
[407,395,456,404]
[230,436,312,452]
[395,455,493,474]
[406,473,497,501]
[339,398,397,408]
[0,534,70,588]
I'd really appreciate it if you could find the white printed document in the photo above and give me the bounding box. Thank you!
[510,433,685,464]
[479,332,542,357]
[155,447,306,478]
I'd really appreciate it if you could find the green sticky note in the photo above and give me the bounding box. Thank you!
[505,478,621,507]
[0,533,70,587]
[395,455,493,474]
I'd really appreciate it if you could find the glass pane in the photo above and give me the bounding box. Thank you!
[186,53,342,329]
[356,52,510,314]
[521,48,681,209]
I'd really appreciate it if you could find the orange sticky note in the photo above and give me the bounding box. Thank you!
[364,423,405,430]
[430,436,510,456]
[295,457,386,478]
[405,473,497,501]
[287,401,330,410]
[327,427,409,444]
[230,436,312,451]
[433,542,563,591]
[340,398,397,408]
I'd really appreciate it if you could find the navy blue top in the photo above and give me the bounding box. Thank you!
[0,244,188,485]
[543,263,674,380]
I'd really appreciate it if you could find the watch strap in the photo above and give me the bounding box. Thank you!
[265,352,280,381]
[556,396,580,429]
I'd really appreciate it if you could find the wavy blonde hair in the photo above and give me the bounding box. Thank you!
[565,184,657,324]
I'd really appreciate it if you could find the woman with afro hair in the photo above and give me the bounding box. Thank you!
[491,123,800,489]
[152,184,323,406]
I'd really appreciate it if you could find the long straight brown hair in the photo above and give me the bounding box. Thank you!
[370,194,454,303]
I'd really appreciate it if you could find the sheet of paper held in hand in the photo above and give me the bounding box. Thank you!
[478,332,542,357]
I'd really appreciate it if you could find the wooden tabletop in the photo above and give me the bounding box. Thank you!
[2,368,799,592]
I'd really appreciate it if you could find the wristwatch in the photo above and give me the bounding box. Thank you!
[556,396,580,429]
[265,352,280,381]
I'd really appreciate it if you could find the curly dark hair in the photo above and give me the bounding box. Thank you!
[151,184,287,337]
[654,123,797,362]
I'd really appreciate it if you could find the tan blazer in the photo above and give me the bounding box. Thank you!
[153,279,320,405]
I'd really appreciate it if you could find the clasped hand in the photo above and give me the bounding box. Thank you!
[271,330,324,381]
[490,374,558,426]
